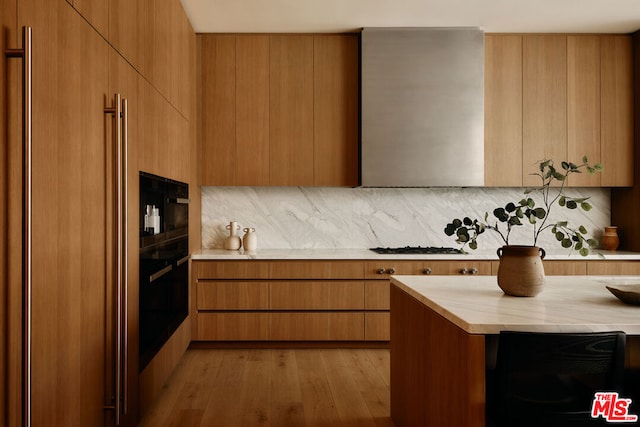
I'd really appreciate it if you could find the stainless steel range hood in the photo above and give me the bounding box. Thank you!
[360,27,485,187]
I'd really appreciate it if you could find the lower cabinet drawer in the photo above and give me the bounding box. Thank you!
[197,281,269,310]
[365,281,390,310]
[270,281,364,310]
[196,312,270,340]
[270,312,364,340]
[365,312,390,341]
[587,261,640,275]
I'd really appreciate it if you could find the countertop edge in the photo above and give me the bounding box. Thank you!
[190,248,640,261]
[389,275,640,335]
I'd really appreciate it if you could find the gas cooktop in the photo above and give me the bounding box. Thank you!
[369,246,464,255]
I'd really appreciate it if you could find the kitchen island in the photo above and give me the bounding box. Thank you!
[390,275,640,427]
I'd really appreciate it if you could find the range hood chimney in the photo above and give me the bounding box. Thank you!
[360,27,485,187]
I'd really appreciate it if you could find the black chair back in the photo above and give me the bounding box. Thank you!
[493,331,626,427]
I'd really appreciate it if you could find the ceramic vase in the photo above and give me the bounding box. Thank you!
[223,221,242,250]
[496,245,546,297]
[601,226,619,251]
[242,227,257,251]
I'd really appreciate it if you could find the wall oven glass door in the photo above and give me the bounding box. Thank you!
[139,171,189,371]
[139,237,188,371]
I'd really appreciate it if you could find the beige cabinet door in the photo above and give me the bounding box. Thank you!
[313,34,359,186]
[542,260,588,275]
[523,35,568,185]
[2,0,19,424]
[567,35,601,187]
[484,34,523,187]
[588,261,640,275]
[200,34,236,185]
[269,35,314,185]
[236,35,270,185]
[109,0,138,71]
[600,35,633,187]
[19,2,111,426]
[70,0,109,40]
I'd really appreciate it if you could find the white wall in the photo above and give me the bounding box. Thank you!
[201,186,611,255]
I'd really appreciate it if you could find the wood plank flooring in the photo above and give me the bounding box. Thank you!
[139,348,394,427]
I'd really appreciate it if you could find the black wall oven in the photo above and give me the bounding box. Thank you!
[139,172,189,371]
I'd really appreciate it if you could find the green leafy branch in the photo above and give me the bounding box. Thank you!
[443,157,603,256]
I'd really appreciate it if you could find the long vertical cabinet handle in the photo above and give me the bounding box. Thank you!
[104,93,127,425]
[6,26,33,427]
[121,98,129,416]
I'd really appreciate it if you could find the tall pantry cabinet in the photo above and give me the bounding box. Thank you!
[2,0,198,426]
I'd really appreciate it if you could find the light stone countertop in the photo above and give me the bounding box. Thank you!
[390,275,640,335]
[191,248,640,261]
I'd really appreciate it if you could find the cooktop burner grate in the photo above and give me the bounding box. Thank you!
[369,246,464,255]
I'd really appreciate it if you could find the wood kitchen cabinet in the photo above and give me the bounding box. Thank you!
[484,34,523,187]
[541,260,587,275]
[364,260,491,340]
[10,2,133,425]
[68,0,196,121]
[567,35,633,187]
[198,33,359,187]
[191,258,638,344]
[3,0,197,425]
[192,260,368,341]
[313,35,359,186]
[486,33,633,187]
[28,5,112,426]
[522,35,568,186]
[567,35,601,187]
[2,0,17,423]
[270,35,315,185]
[600,35,634,187]
[364,260,492,278]
[587,260,640,275]
[236,35,271,185]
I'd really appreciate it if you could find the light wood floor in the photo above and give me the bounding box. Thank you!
[139,348,394,427]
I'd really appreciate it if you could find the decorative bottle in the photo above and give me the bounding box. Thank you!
[223,221,242,250]
[242,227,257,251]
[602,226,619,251]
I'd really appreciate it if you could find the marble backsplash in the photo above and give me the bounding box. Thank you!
[201,186,611,254]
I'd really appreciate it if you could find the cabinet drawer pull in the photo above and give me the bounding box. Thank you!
[423,268,432,275]
[168,197,190,204]
[150,265,173,283]
[177,255,190,267]
[377,268,386,274]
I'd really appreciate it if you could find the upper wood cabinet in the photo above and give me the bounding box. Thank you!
[199,33,359,187]
[567,35,601,187]
[270,35,315,185]
[199,34,236,185]
[484,35,523,186]
[600,35,634,187]
[522,35,569,186]
[313,35,359,186]
[69,0,196,120]
[486,33,633,187]
[236,35,270,185]
[69,0,109,38]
